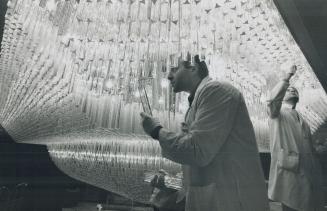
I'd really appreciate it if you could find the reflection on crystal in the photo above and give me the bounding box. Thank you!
[0,0,327,203]
[46,129,181,203]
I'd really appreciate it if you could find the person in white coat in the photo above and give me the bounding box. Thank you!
[267,65,324,211]
[140,55,269,211]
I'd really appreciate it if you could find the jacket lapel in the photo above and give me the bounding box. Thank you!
[190,76,212,109]
[184,77,212,124]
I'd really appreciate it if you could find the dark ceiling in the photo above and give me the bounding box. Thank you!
[274,0,327,91]
[0,0,7,51]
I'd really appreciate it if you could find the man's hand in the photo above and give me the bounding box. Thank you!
[284,65,297,81]
[181,122,189,133]
[149,170,182,210]
[150,169,168,190]
[140,112,162,139]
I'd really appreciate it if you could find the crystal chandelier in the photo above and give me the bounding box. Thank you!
[1,0,326,203]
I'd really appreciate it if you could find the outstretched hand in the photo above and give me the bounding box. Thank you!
[284,64,297,81]
[288,65,297,76]
[140,112,162,137]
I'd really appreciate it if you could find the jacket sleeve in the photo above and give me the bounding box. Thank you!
[158,84,239,167]
[267,81,289,118]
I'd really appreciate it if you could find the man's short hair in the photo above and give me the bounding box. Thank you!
[180,55,209,79]
[194,55,209,79]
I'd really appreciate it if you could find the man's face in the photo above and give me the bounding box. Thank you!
[284,86,299,102]
[167,61,192,93]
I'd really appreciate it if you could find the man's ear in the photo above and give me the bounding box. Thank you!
[191,65,200,74]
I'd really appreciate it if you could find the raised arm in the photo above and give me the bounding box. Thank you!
[267,65,297,118]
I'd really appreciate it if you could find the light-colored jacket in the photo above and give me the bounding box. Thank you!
[267,81,324,211]
[158,77,269,211]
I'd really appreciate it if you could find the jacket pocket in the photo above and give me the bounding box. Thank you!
[277,149,299,172]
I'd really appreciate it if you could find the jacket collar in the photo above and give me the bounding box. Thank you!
[189,76,212,108]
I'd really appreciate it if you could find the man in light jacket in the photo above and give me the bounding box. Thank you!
[140,55,269,211]
[267,65,324,211]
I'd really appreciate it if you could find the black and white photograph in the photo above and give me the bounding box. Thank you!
[0,0,326,210]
